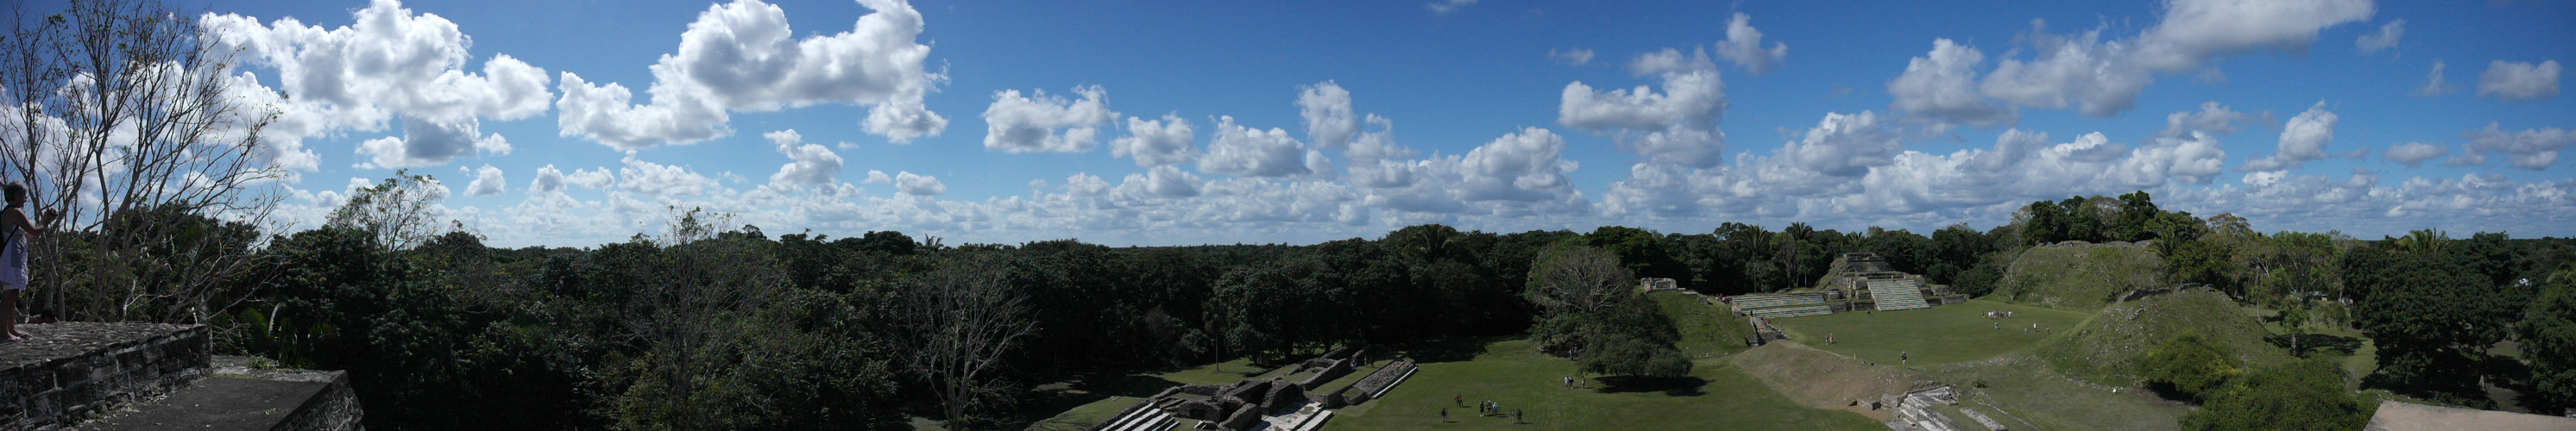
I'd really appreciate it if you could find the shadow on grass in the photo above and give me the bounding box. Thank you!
[1590,375,1709,397]
[1401,336,1509,364]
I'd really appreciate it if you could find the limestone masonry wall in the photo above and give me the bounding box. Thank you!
[0,322,209,431]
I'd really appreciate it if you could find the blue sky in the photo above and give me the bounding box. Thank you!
[150,0,2576,247]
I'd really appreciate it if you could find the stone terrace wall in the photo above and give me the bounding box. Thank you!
[1330,360,1415,405]
[0,322,210,431]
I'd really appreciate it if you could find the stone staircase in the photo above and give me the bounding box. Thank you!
[1869,279,1931,311]
[1095,402,1177,431]
[0,322,361,431]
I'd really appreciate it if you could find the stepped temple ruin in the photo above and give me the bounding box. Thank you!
[1729,253,1967,346]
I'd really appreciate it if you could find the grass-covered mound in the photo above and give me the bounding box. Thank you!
[2036,288,2293,388]
[1648,291,1756,359]
[1326,339,1881,430]
[1995,244,2164,310]
[1767,299,2091,366]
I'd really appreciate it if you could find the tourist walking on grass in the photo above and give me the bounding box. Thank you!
[1,183,58,344]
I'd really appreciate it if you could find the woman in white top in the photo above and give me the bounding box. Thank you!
[2,183,56,343]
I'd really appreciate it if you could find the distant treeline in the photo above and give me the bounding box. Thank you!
[160,187,2576,429]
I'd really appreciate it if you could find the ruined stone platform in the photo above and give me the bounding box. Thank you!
[0,322,361,431]
[1,322,210,430]
[72,356,361,431]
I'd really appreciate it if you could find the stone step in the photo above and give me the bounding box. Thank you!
[73,370,359,431]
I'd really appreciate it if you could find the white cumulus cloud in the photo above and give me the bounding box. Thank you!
[1298,81,1359,150]
[1426,0,1478,15]
[531,165,567,194]
[1989,0,2372,118]
[1890,39,2015,128]
[896,171,946,196]
[2158,102,2252,139]
[2478,59,2562,102]
[2416,60,2453,97]
[2129,0,2375,72]
[616,153,719,196]
[2384,142,2448,168]
[355,116,513,169]
[982,85,1117,153]
[2464,122,2575,170]
[555,0,947,149]
[766,129,844,185]
[1561,68,1729,167]
[1713,13,1787,74]
[1136,165,1203,198]
[1550,48,1595,66]
[1199,116,1311,178]
[2244,102,2337,172]
[203,0,552,171]
[2355,19,2403,54]
[465,165,507,197]
[1112,114,1200,167]
[566,167,616,190]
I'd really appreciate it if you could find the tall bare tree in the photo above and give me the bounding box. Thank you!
[0,0,284,322]
[902,253,1036,428]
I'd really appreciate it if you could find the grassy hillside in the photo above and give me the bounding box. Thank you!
[1995,245,2164,310]
[1649,291,1755,359]
[2035,288,2293,388]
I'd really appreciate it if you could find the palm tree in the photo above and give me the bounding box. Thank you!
[2391,229,2448,254]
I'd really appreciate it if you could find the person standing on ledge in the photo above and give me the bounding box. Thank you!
[2,183,58,343]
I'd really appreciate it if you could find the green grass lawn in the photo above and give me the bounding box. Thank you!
[1766,299,2092,366]
[1326,339,1880,431]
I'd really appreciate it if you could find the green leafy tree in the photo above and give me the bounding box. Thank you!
[2141,333,2239,402]
[1525,242,1690,378]
[2280,305,2309,355]
[1585,226,1685,282]
[2181,358,2373,431]
[2348,236,2515,406]
[2521,265,2576,413]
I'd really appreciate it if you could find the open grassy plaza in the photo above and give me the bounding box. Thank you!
[1323,339,1882,430]
[1767,298,2094,366]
